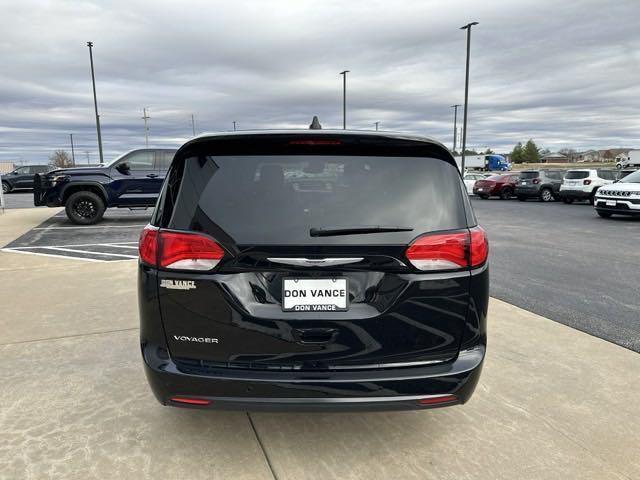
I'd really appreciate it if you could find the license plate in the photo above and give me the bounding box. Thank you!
[520,181,526,185]
[478,188,484,191]
[606,200,616,207]
[283,278,348,312]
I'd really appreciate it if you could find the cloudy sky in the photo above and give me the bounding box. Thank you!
[1,0,639,163]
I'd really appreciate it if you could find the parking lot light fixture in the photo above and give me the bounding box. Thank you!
[86,41,104,165]
[340,70,349,129]
[459,22,478,173]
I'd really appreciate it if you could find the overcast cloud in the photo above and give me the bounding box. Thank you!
[1,0,639,163]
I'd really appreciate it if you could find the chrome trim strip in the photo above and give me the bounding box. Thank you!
[267,257,364,267]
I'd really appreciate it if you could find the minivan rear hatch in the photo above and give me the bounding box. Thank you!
[155,134,474,371]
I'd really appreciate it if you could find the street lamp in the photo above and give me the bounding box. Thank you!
[450,104,461,153]
[86,42,104,164]
[374,121,379,131]
[340,70,349,129]
[459,22,478,173]
[69,133,76,166]
[233,121,237,131]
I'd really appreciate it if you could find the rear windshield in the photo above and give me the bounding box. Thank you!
[519,171,539,179]
[565,171,589,179]
[165,155,467,245]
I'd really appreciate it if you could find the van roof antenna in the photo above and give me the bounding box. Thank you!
[309,116,322,130]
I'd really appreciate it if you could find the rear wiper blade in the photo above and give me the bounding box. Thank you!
[310,225,414,237]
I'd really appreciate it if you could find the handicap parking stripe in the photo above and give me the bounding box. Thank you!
[1,242,140,262]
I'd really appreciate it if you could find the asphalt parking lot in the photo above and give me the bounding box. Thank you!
[472,197,640,352]
[1,207,639,479]
[3,205,151,262]
[0,190,36,209]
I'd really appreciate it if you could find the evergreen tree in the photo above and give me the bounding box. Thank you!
[511,142,524,163]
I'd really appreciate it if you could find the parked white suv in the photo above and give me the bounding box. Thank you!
[463,172,486,195]
[594,169,640,218]
[558,169,617,204]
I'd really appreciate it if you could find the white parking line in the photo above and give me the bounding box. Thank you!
[33,225,147,230]
[102,244,139,249]
[41,247,138,259]
[1,248,106,262]
[8,242,138,249]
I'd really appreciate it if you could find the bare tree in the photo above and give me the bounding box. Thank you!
[49,150,73,168]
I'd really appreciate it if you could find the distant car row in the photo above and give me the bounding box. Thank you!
[2,165,51,193]
[466,168,640,218]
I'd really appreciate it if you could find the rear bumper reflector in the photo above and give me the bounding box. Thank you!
[169,396,211,406]
[417,394,458,405]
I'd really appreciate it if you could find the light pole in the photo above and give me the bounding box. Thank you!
[86,42,104,164]
[374,121,379,131]
[450,104,461,153]
[69,133,76,166]
[459,22,478,173]
[340,70,349,129]
[191,114,196,136]
[232,121,237,131]
[142,107,150,147]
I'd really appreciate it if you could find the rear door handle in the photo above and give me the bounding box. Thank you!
[146,173,158,178]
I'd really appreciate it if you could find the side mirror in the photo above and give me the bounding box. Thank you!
[116,162,131,174]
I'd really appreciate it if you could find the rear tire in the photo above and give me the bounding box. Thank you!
[597,211,612,218]
[588,193,595,205]
[540,188,553,202]
[65,191,106,225]
[562,197,574,204]
[1,181,11,194]
[478,194,489,200]
[517,196,527,202]
[500,188,513,200]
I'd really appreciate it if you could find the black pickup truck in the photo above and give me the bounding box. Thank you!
[34,148,176,224]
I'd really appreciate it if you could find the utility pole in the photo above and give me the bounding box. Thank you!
[86,42,104,164]
[85,151,90,164]
[233,121,236,131]
[459,22,478,173]
[374,121,379,131]
[340,70,349,129]
[69,134,76,166]
[191,114,196,136]
[450,104,461,153]
[142,107,150,147]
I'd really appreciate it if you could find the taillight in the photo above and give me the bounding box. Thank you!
[583,179,592,185]
[532,178,541,184]
[469,226,489,267]
[138,226,224,271]
[405,226,488,271]
[139,225,159,266]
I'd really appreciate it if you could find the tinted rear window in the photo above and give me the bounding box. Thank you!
[565,171,589,179]
[519,171,539,179]
[166,155,467,245]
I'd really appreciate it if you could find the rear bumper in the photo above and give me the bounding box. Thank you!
[514,186,541,197]
[558,189,592,199]
[142,343,485,411]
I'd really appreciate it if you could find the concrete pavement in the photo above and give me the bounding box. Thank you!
[1,209,638,480]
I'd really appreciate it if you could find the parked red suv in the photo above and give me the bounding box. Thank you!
[473,174,519,200]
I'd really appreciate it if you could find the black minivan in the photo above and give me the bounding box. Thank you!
[138,130,488,411]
